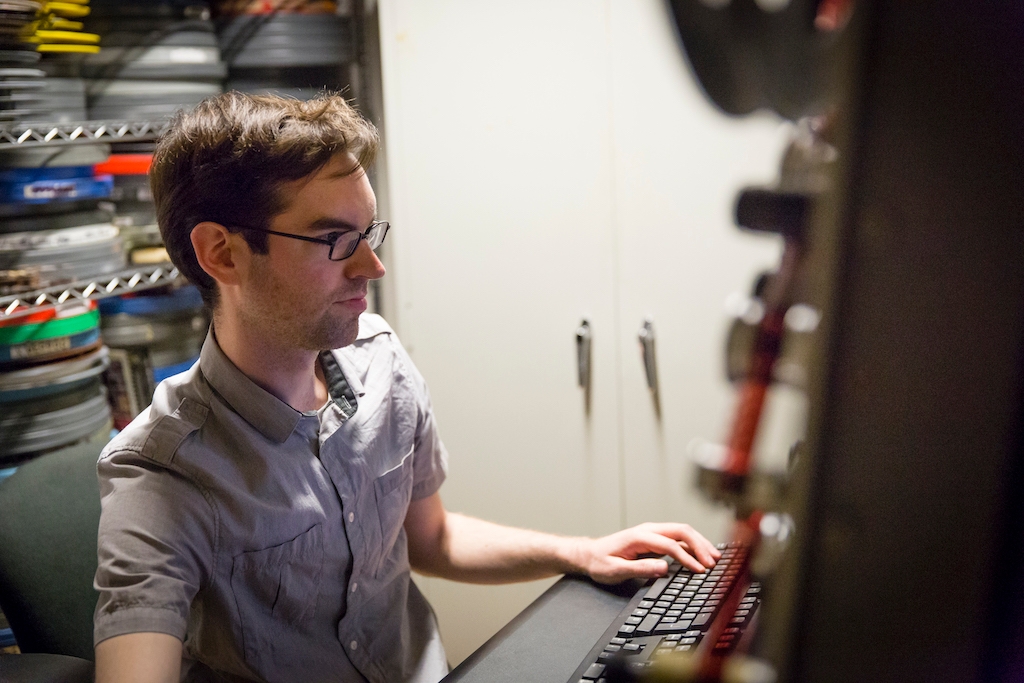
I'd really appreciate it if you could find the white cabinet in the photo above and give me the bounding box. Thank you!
[377,0,788,666]
[604,2,789,531]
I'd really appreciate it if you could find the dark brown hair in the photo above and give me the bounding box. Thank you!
[150,91,380,308]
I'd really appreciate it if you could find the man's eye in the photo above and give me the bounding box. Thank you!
[323,232,344,243]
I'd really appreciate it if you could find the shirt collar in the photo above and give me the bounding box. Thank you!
[319,349,359,420]
[199,328,360,443]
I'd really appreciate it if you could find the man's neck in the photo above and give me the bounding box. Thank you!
[212,310,329,413]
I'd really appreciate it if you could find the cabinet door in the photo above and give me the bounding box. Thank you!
[378,0,625,666]
[605,0,790,536]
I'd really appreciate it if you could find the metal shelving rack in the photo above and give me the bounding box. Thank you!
[0,120,169,148]
[0,264,185,320]
[1,119,184,319]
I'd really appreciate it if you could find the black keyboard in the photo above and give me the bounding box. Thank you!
[567,542,761,683]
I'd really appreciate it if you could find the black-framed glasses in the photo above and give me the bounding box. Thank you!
[237,220,389,261]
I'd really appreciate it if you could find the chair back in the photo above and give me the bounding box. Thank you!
[0,438,104,661]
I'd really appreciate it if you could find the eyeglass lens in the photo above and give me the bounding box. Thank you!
[329,222,389,261]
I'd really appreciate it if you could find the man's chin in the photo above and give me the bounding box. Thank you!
[310,316,361,351]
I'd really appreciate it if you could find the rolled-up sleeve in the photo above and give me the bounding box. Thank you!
[411,405,448,501]
[390,340,448,501]
[94,449,216,645]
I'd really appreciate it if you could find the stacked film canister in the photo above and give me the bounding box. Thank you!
[82,0,225,121]
[94,152,165,265]
[1,0,43,124]
[10,0,98,123]
[0,141,121,292]
[0,308,110,463]
[91,150,208,429]
[100,285,207,430]
[216,0,353,100]
[0,134,116,469]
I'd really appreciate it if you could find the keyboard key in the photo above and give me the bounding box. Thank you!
[618,625,636,635]
[639,600,655,608]
[635,613,662,635]
[623,643,641,652]
[691,613,712,627]
[650,607,667,615]
[644,577,672,601]
[610,637,626,645]
[664,633,682,641]
[653,620,693,634]
[582,663,606,679]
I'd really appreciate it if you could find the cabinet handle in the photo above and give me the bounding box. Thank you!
[576,319,592,391]
[638,317,658,393]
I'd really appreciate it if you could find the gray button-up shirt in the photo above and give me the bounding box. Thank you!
[94,314,449,683]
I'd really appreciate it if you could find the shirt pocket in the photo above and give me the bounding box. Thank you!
[373,446,414,578]
[230,524,324,678]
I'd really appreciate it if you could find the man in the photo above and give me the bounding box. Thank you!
[94,92,721,683]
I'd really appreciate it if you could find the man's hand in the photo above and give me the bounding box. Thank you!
[573,522,721,584]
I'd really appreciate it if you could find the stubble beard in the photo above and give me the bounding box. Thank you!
[243,258,362,352]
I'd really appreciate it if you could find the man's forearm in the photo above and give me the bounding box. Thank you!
[410,511,586,584]
[404,493,720,585]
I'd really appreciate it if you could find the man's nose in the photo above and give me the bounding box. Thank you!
[343,238,386,280]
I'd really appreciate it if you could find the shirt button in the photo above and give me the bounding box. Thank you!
[348,512,355,523]
[350,640,358,651]
[351,582,358,593]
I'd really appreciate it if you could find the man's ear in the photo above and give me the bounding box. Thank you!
[191,221,246,287]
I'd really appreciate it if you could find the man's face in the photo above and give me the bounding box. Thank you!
[236,153,385,351]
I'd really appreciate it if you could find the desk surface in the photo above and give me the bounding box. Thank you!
[442,575,642,683]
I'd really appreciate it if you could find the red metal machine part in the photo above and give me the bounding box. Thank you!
[696,235,806,682]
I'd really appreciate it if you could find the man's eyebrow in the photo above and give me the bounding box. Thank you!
[305,217,362,233]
